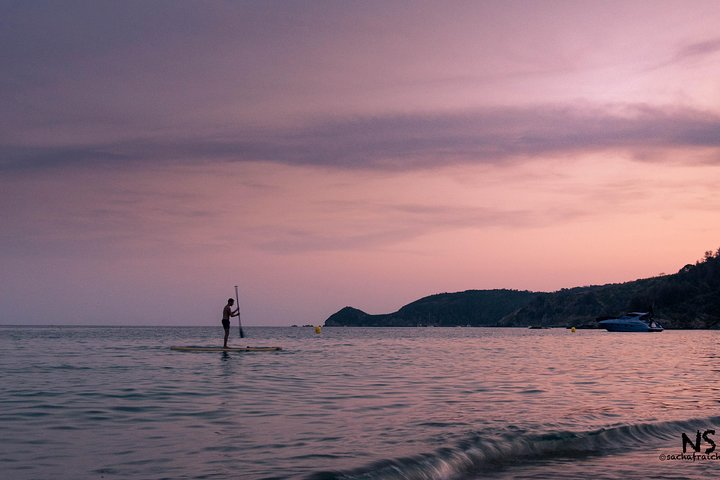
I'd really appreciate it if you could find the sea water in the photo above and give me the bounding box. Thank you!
[1,326,719,479]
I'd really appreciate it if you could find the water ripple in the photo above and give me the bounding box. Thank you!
[2,326,720,479]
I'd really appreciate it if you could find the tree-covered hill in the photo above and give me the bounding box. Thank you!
[324,249,720,329]
[325,289,540,327]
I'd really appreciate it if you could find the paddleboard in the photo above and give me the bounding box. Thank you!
[170,346,282,352]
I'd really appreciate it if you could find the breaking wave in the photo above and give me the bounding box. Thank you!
[307,416,720,480]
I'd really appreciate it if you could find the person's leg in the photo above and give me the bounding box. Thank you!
[223,327,229,348]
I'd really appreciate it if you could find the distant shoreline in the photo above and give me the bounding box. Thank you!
[3,324,719,330]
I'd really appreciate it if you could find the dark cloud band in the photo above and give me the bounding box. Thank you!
[3,104,720,172]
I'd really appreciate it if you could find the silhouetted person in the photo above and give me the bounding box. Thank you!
[222,298,239,348]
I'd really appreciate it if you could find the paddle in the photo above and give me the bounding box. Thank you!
[234,285,245,338]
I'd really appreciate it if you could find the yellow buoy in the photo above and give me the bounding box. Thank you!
[314,325,322,334]
[571,326,576,333]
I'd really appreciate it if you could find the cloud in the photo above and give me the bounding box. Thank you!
[252,202,589,254]
[0,168,232,259]
[2,104,720,173]
[670,37,720,63]
[650,36,720,70]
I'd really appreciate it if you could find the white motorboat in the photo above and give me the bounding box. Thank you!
[598,312,664,332]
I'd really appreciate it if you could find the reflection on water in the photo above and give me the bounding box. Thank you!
[1,326,719,479]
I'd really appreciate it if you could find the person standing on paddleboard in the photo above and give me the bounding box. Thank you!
[222,298,239,348]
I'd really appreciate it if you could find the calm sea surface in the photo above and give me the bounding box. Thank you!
[2,326,719,479]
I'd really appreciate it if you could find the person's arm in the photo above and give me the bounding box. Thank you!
[232,309,239,317]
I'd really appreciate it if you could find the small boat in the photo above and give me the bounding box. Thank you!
[597,312,663,332]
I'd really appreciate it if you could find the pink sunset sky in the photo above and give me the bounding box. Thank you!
[2,1,720,326]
